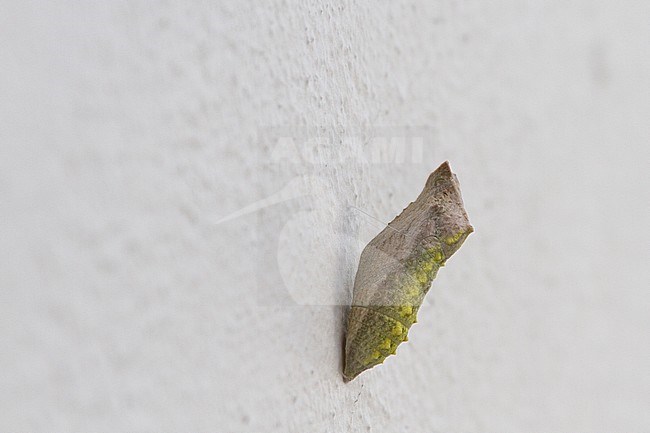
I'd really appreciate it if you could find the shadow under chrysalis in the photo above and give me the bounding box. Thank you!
[343,161,473,381]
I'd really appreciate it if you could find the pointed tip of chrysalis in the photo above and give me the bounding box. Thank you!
[436,160,452,176]
[425,160,455,190]
[342,360,364,382]
[342,350,358,382]
[343,350,379,382]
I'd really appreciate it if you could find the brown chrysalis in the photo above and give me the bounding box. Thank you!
[343,161,473,381]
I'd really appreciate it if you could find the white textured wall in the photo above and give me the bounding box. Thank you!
[1,1,650,432]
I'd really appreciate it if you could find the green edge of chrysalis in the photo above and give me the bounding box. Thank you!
[343,161,473,381]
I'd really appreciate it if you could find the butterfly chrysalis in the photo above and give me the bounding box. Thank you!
[344,161,473,381]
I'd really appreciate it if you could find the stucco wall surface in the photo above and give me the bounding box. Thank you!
[1,1,650,432]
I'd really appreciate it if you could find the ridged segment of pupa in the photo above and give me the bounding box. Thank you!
[343,161,473,381]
